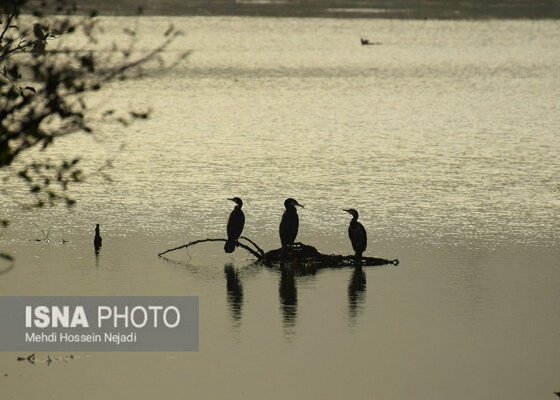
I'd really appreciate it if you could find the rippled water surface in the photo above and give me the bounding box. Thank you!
[1,17,559,400]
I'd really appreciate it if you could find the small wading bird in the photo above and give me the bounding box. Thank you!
[280,198,304,248]
[360,38,379,46]
[344,209,367,258]
[94,224,102,252]
[224,197,245,253]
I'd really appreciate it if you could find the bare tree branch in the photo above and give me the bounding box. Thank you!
[0,3,16,43]
[158,238,263,260]
[240,235,265,257]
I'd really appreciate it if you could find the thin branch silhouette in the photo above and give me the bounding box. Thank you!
[158,238,262,259]
[0,252,15,276]
[240,236,265,257]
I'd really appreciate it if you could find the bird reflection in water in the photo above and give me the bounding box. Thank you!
[224,263,244,323]
[279,266,298,334]
[348,265,367,324]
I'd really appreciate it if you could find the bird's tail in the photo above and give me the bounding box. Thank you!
[224,240,236,253]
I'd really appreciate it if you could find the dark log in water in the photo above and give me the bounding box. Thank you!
[158,238,398,268]
[263,242,398,267]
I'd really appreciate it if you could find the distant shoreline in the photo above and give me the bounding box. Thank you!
[26,1,560,20]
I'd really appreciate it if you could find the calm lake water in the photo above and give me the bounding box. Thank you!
[1,16,560,400]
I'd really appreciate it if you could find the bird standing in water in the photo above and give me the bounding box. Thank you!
[94,224,102,253]
[344,209,367,258]
[224,197,245,253]
[280,198,304,248]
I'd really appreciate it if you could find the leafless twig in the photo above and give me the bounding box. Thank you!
[158,237,262,260]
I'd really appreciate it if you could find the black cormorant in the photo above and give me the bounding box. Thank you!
[279,198,303,248]
[94,224,102,252]
[224,197,245,253]
[344,209,367,258]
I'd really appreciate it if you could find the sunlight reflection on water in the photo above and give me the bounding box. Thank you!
[4,18,559,248]
[1,17,560,400]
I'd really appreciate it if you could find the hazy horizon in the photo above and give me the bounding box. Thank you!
[27,0,560,18]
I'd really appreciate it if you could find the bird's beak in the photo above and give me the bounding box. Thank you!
[343,209,350,214]
[227,198,234,202]
[296,202,304,208]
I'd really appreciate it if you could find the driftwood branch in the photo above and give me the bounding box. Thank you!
[240,236,265,257]
[158,238,262,259]
[158,238,398,269]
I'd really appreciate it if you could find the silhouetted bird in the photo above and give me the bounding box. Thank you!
[279,198,303,248]
[344,209,367,258]
[360,38,379,46]
[224,197,245,253]
[94,224,102,253]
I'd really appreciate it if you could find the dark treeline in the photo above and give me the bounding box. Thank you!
[26,0,560,19]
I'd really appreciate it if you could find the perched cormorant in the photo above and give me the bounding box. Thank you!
[224,197,245,253]
[279,198,303,248]
[344,209,367,258]
[94,224,102,252]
